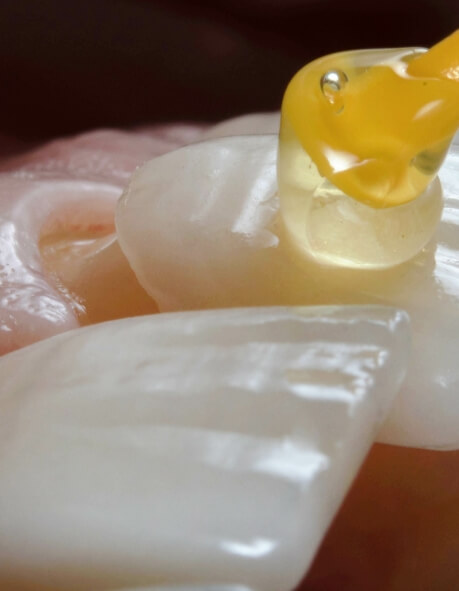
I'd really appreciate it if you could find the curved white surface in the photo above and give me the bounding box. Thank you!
[114,586,254,591]
[0,177,119,353]
[116,133,459,449]
[0,306,408,590]
[113,585,253,591]
[202,113,280,140]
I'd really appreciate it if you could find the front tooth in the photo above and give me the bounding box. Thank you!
[0,176,120,353]
[201,113,281,140]
[113,587,254,591]
[116,133,459,450]
[0,306,408,591]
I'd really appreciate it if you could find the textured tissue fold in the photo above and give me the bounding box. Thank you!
[0,306,408,591]
[116,131,459,450]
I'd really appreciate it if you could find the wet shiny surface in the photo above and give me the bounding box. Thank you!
[117,131,459,449]
[40,232,158,325]
[0,177,116,354]
[277,37,459,268]
[0,306,408,591]
[278,116,443,269]
[0,115,457,589]
[0,127,203,354]
[281,34,459,207]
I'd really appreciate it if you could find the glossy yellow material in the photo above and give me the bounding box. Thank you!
[281,30,459,208]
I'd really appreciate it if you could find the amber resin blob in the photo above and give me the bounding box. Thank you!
[278,31,459,269]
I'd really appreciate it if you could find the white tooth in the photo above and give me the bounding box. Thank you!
[202,113,281,140]
[0,176,120,352]
[0,306,408,591]
[112,587,253,591]
[116,133,459,450]
[117,135,279,311]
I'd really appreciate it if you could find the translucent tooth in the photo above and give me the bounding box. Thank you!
[112,587,253,591]
[0,306,408,591]
[202,113,281,140]
[116,133,459,450]
[0,176,120,354]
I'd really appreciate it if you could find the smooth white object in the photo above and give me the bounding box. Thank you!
[0,306,408,590]
[0,177,119,352]
[202,113,280,140]
[116,132,459,450]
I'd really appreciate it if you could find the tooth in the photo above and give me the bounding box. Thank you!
[0,306,408,591]
[0,126,203,355]
[116,588,255,591]
[0,176,120,353]
[201,113,281,140]
[116,133,459,450]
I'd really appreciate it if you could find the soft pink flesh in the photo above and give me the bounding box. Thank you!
[0,125,205,354]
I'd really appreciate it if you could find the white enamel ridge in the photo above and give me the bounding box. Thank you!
[0,306,408,590]
[202,113,280,140]
[113,587,253,591]
[0,127,204,355]
[0,177,120,352]
[116,131,459,450]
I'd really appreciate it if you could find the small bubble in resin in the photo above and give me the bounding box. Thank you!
[320,69,348,112]
[277,42,459,269]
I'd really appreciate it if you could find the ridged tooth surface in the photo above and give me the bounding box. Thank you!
[116,133,459,450]
[0,306,408,591]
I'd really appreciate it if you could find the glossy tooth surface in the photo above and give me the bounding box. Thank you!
[202,113,280,140]
[0,306,408,591]
[0,127,204,354]
[117,132,459,450]
[113,587,253,591]
[0,176,118,353]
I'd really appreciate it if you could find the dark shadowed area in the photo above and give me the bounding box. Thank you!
[1,0,456,140]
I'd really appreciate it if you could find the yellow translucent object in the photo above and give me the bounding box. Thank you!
[278,31,459,269]
[282,30,459,208]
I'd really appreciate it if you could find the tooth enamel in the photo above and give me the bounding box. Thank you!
[201,113,281,140]
[0,127,206,355]
[113,587,254,591]
[0,177,120,353]
[0,306,408,590]
[116,133,459,450]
